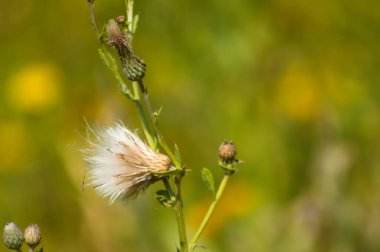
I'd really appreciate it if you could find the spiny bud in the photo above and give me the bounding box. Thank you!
[24,224,41,249]
[219,140,237,163]
[105,19,146,81]
[106,19,124,46]
[123,54,146,81]
[3,222,24,250]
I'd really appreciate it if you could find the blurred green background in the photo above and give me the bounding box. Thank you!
[1,0,380,251]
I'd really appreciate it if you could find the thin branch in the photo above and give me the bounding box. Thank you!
[87,0,100,37]
[189,174,231,251]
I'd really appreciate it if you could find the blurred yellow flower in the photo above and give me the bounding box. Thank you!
[7,64,62,113]
[275,62,321,121]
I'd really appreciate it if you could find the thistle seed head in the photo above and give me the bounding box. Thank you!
[84,123,172,203]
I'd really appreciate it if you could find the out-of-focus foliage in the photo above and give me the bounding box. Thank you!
[1,0,380,251]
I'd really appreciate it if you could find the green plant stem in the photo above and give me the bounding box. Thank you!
[138,80,155,130]
[87,0,100,37]
[89,2,189,252]
[174,175,189,252]
[163,178,176,202]
[126,0,134,31]
[135,80,184,171]
[132,82,156,150]
[189,174,231,251]
[122,0,157,151]
[87,0,135,100]
[124,0,182,171]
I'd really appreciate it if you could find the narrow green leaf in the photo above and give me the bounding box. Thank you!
[201,167,215,198]
[174,144,182,164]
[99,48,118,70]
[98,48,110,68]
[132,14,139,33]
[107,51,118,70]
[153,105,162,124]
[158,135,181,169]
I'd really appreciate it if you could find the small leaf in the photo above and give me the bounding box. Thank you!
[158,135,180,168]
[98,48,110,68]
[174,144,182,164]
[106,51,118,71]
[99,48,118,70]
[155,190,173,208]
[153,106,162,124]
[98,24,107,43]
[202,167,215,198]
[132,14,139,33]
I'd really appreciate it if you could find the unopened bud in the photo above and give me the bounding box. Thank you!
[105,19,146,81]
[123,54,146,81]
[24,224,41,249]
[219,140,237,163]
[116,15,126,24]
[3,222,24,250]
[106,19,124,46]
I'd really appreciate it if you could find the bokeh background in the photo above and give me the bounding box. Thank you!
[1,0,380,251]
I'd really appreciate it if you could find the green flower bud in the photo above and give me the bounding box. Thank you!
[3,222,24,250]
[116,15,126,24]
[24,224,41,249]
[123,53,146,81]
[105,19,146,82]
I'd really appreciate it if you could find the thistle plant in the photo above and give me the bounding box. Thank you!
[84,1,242,251]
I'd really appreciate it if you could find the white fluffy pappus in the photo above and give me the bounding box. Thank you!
[83,123,172,203]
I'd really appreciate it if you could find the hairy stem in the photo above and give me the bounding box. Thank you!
[189,174,231,251]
